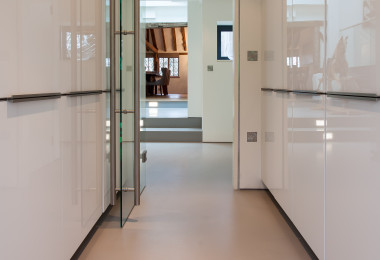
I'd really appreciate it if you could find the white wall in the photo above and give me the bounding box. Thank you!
[202,0,234,142]
[0,1,107,259]
[188,0,203,118]
[142,1,187,23]
[233,0,264,189]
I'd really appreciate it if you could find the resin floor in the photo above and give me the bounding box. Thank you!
[78,143,310,260]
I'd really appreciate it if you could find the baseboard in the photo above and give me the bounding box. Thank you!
[70,204,113,260]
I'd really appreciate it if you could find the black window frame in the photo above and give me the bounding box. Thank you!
[217,25,233,61]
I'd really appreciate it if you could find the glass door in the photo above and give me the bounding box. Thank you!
[110,0,146,227]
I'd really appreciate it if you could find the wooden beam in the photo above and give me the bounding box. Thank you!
[181,27,187,51]
[146,28,150,42]
[172,27,177,51]
[150,29,158,49]
[154,54,159,72]
[146,41,158,53]
[161,28,167,52]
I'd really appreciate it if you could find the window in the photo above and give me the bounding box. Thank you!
[144,57,154,71]
[159,57,179,77]
[217,25,233,61]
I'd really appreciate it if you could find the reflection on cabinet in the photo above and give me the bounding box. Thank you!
[262,1,380,259]
[326,98,380,259]
[0,0,106,258]
[326,0,377,94]
[0,96,105,259]
[262,92,324,259]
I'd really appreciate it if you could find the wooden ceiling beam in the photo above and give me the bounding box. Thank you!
[146,28,150,42]
[161,28,167,52]
[181,27,187,51]
[172,28,177,51]
[150,29,158,49]
[146,41,158,53]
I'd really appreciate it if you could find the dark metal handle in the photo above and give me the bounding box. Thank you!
[292,90,325,96]
[8,93,61,103]
[115,109,135,114]
[326,91,379,101]
[273,89,291,93]
[141,150,148,163]
[261,88,274,92]
[115,30,135,35]
[65,90,103,97]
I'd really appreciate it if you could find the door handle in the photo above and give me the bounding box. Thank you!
[116,109,135,114]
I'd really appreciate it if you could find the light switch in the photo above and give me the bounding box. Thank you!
[247,51,258,61]
[207,65,213,72]
[247,132,257,142]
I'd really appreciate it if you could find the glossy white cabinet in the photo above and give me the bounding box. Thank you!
[262,0,285,90]
[326,0,377,94]
[290,94,324,259]
[262,91,292,214]
[0,101,63,260]
[0,0,106,259]
[287,0,325,91]
[326,97,380,259]
[262,0,380,259]
[262,92,325,259]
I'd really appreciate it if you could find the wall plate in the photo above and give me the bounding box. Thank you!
[247,51,258,61]
[247,132,257,142]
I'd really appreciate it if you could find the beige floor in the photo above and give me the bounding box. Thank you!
[79,143,310,260]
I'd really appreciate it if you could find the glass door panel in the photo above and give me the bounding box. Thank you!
[112,0,144,228]
[119,0,135,226]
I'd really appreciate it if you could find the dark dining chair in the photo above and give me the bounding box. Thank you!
[146,68,171,95]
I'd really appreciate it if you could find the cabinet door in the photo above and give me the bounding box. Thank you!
[326,0,377,94]
[290,94,325,259]
[326,97,380,259]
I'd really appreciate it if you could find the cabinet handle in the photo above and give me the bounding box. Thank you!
[326,92,379,101]
[8,93,61,103]
[65,90,103,97]
[292,90,325,96]
[273,89,291,93]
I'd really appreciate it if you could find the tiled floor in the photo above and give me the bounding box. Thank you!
[79,143,310,260]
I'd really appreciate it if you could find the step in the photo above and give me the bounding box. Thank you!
[141,128,202,142]
[144,101,188,108]
[142,117,202,129]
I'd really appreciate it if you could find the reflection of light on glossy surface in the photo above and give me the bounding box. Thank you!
[149,108,158,117]
[140,120,144,127]
[324,132,333,140]
[106,134,110,141]
[106,120,110,127]
[316,120,325,126]
[149,102,158,107]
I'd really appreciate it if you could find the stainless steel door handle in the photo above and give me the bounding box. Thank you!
[116,109,135,114]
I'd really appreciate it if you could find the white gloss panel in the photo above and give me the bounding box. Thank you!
[326,0,377,94]
[290,94,324,259]
[262,91,292,214]
[326,98,380,259]
[261,0,380,259]
[0,0,74,96]
[0,101,63,260]
[292,0,325,91]
[0,0,106,259]
[286,0,293,90]
[262,0,284,90]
